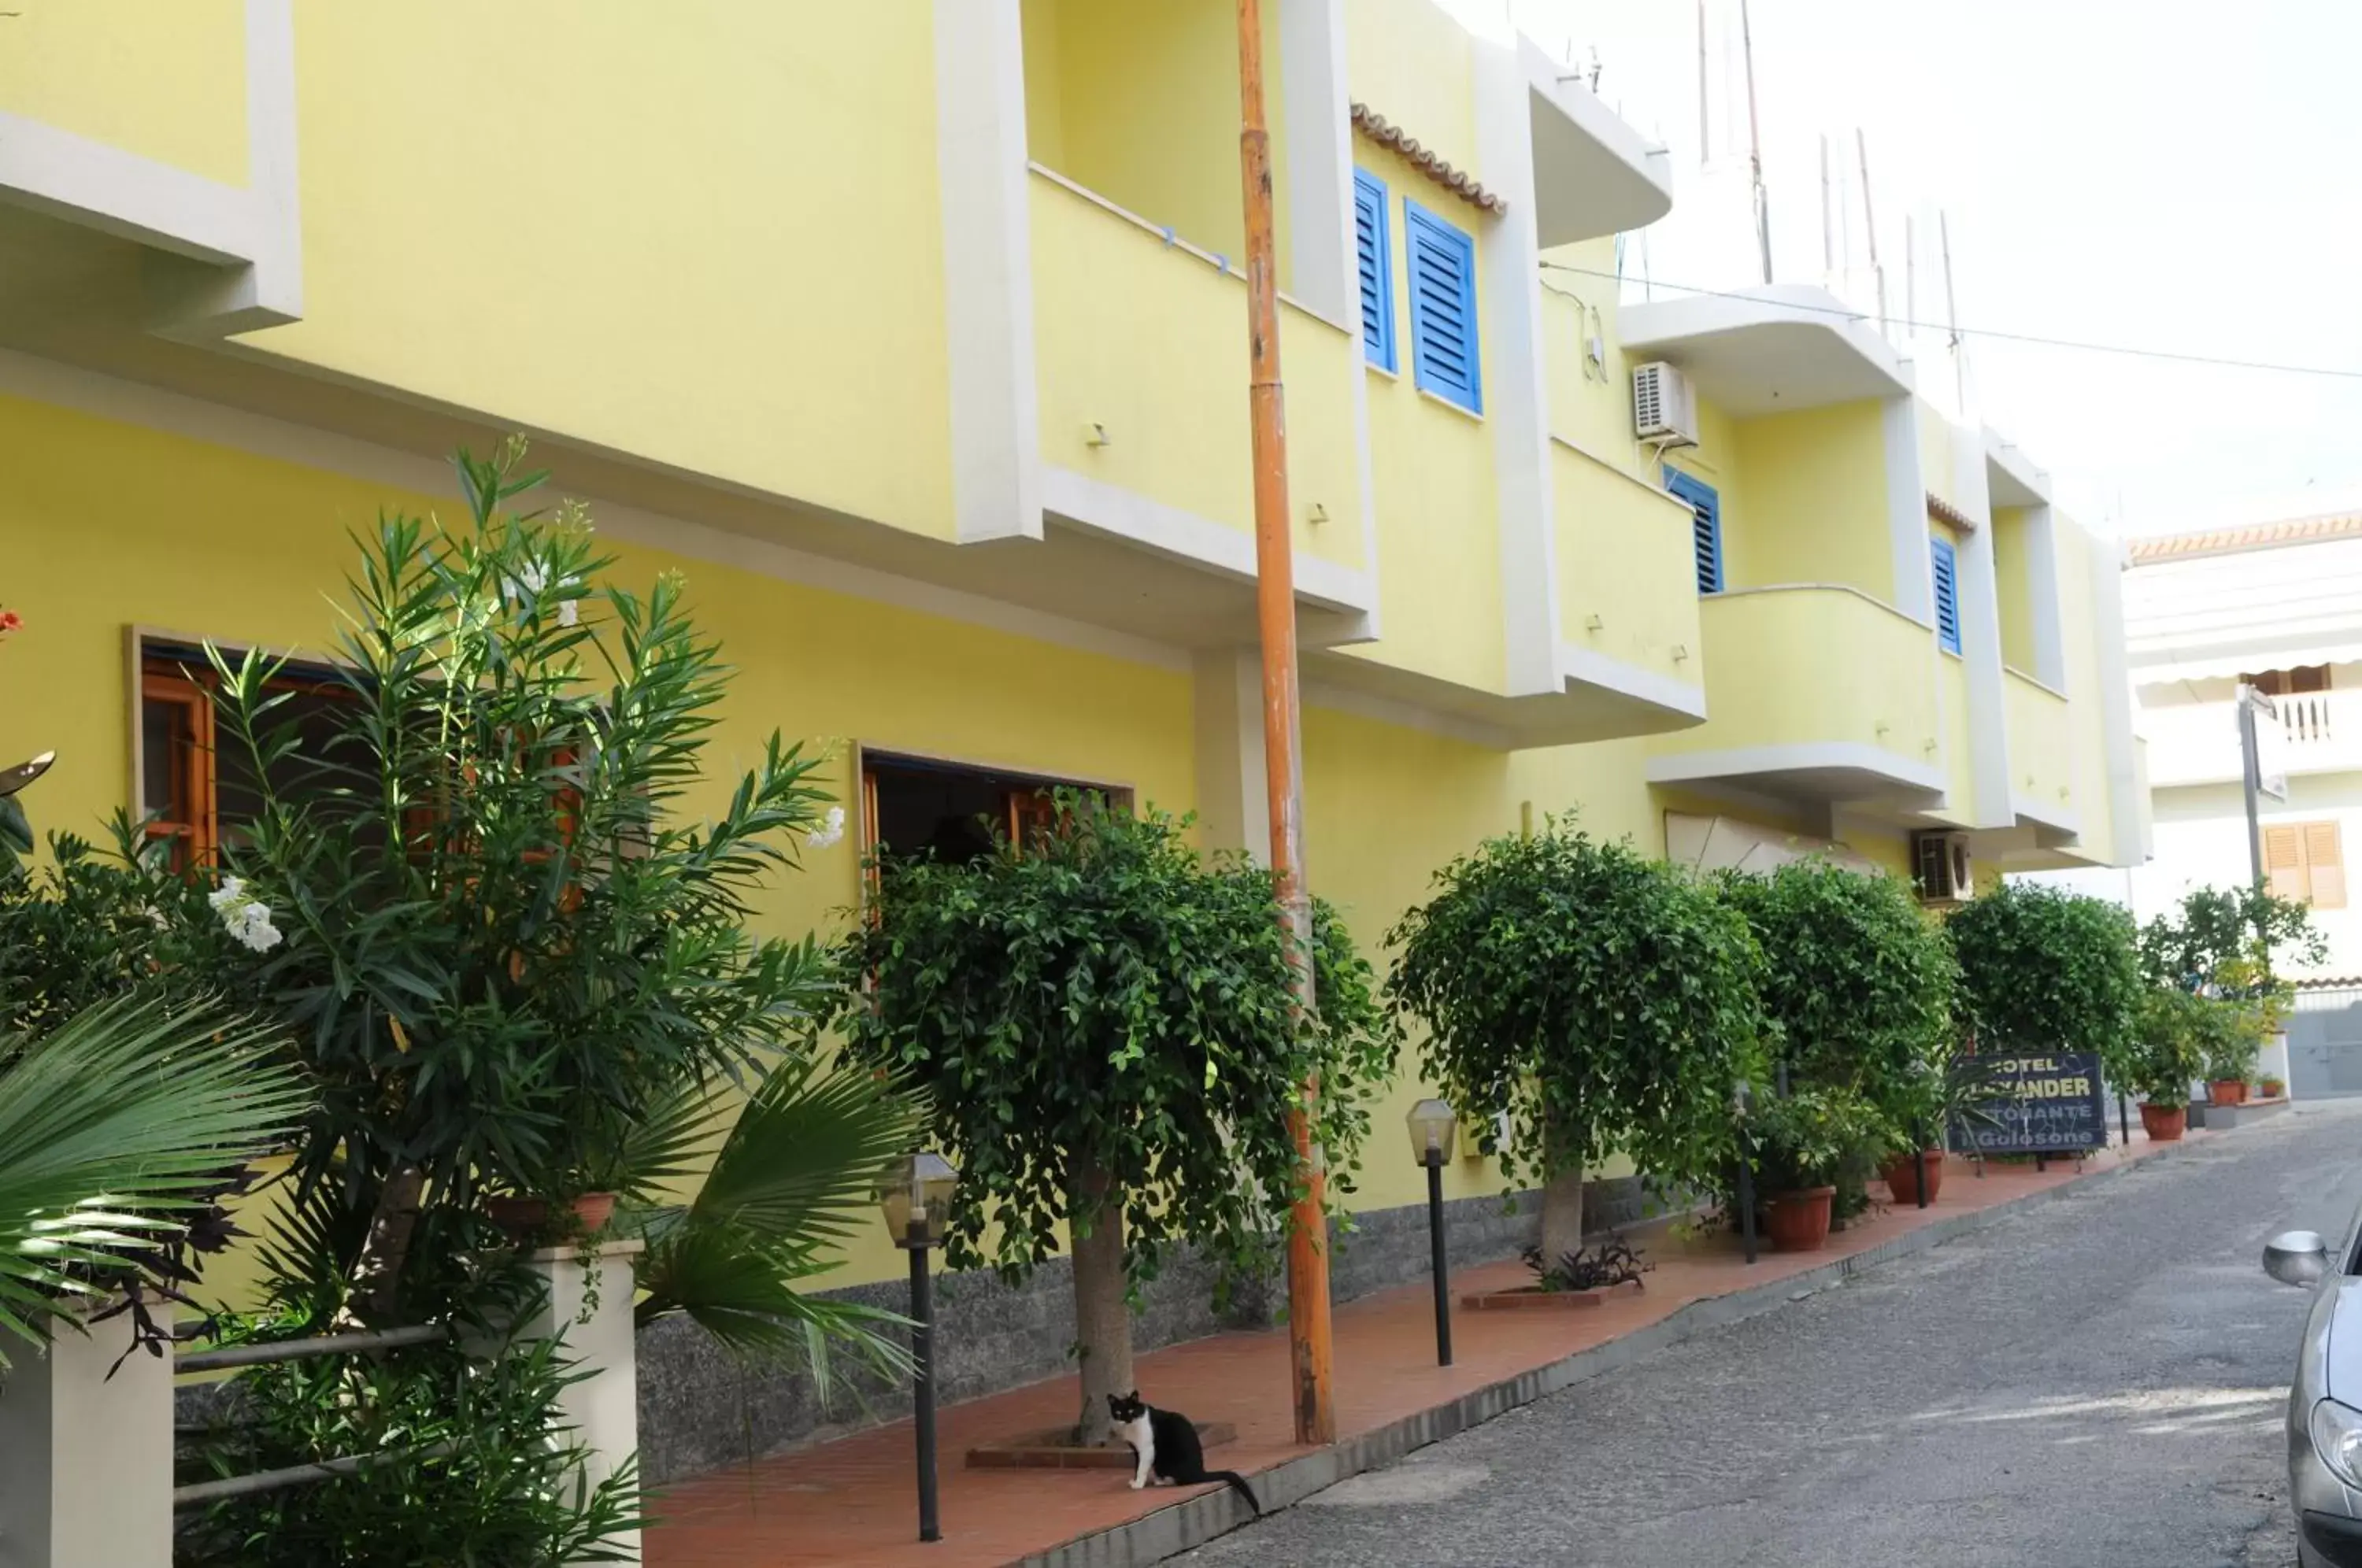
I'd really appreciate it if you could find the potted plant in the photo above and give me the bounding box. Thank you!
[835,793,1395,1449]
[2260,1074,2287,1100]
[1877,1046,2012,1205]
[2129,988,2210,1141]
[1743,1088,1889,1252]
[1717,861,1956,1220]
[1388,823,1766,1272]
[2195,985,2269,1108]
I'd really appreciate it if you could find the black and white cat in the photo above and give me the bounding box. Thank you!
[1107,1391,1261,1514]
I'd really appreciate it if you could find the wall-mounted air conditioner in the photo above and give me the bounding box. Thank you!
[1911,830,1975,904]
[1632,361,1700,449]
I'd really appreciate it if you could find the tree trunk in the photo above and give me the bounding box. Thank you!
[1538,1119,1586,1267]
[345,1163,425,1326]
[1070,1158,1134,1449]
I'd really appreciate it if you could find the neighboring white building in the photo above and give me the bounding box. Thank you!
[2120,511,2362,977]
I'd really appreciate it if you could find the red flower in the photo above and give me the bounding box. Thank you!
[0,610,19,633]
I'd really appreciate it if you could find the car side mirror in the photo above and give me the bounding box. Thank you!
[2265,1230,2332,1288]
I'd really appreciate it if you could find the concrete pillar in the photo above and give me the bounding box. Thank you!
[0,1316,172,1568]
[520,1240,643,1565]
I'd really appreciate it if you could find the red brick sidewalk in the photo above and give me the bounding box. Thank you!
[646,1131,2197,1567]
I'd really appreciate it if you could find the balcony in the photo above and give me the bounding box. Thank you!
[2005,668,2077,833]
[1552,440,1707,737]
[1647,585,1946,808]
[0,1,300,337]
[1027,168,1373,643]
[2143,689,2362,789]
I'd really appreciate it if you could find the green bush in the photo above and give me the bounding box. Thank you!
[833,792,1394,1440]
[1716,860,1955,1160]
[1948,882,2142,1089]
[1386,823,1766,1202]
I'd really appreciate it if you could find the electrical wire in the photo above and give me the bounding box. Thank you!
[1537,261,2362,383]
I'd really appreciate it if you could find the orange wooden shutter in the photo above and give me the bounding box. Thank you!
[2264,825,2308,902]
[2305,822,2347,909]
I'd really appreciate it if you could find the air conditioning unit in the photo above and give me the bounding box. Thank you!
[1912,830,1974,904]
[1632,361,1700,449]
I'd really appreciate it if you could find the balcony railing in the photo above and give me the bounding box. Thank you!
[2004,668,2075,818]
[2142,688,2362,788]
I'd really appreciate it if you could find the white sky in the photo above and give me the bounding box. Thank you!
[1437,0,2362,538]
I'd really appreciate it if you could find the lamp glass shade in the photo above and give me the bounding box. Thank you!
[1405,1098,1457,1163]
[881,1150,959,1248]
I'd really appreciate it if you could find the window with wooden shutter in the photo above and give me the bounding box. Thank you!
[2260,819,2347,908]
[138,642,352,871]
[1665,468,1723,595]
[1931,537,1963,654]
[1402,199,1481,413]
[1353,169,1395,373]
[2306,822,2347,909]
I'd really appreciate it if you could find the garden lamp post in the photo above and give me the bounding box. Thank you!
[882,1150,959,1544]
[1733,1082,1759,1265]
[1405,1098,1457,1366]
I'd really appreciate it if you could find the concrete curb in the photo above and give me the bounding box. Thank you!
[1014,1134,2211,1566]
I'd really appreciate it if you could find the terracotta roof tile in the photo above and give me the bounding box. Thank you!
[2128,511,2362,564]
[1350,103,1505,216]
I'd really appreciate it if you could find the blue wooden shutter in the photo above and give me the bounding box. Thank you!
[1666,469,1723,594]
[1931,537,1962,653]
[1403,200,1481,413]
[1353,170,1395,372]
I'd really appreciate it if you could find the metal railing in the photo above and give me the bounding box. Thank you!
[171,1324,453,1511]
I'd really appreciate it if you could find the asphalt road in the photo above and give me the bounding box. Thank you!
[1182,1104,2362,1568]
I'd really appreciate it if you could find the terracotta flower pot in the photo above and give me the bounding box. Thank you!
[569,1192,618,1234]
[2260,1079,2286,1100]
[1765,1186,1837,1252]
[1879,1148,1946,1206]
[2208,1079,2248,1108]
[2139,1102,2186,1142]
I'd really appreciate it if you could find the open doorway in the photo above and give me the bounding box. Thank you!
[858,749,1128,867]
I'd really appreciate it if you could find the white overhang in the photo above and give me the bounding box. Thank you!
[1984,428,2052,508]
[1520,39,1673,247]
[1620,285,1912,416]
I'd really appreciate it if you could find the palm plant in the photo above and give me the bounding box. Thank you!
[621,1053,926,1387]
[0,995,308,1363]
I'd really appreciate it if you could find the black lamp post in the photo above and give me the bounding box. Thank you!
[1405,1098,1457,1366]
[881,1150,959,1544]
[1733,1082,1759,1265]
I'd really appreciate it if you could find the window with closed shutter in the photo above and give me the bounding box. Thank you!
[1353,169,1395,373]
[2260,819,2347,909]
[1665,468,1723,595]
[1931,537,1962,654]
[1403,200,1481,413]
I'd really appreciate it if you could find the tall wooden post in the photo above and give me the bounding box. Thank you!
[1234,0,1333,1446]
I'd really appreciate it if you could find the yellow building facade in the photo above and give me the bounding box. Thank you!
[0,0,2142,1321]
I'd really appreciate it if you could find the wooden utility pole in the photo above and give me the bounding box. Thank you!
[1233,0,1333,1446]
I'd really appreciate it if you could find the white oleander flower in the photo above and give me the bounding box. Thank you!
[206,875,246,913]
[230,901,284,953]
[805,805,846,851]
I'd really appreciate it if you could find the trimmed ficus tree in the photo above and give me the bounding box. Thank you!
[833,796,1394,1446]
[1717,860,1956,1148]
[1947,881,2142,1089]
[1386,824,1766,1264]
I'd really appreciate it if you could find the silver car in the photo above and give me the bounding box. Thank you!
[2267,1223,2362,1565]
